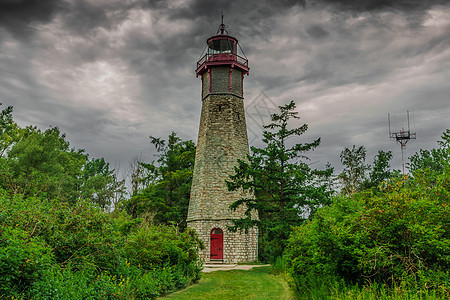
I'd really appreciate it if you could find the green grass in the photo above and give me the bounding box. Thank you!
[236,261,267,265]
[161,266,294,300]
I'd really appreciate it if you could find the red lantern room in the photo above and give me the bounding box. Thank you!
[196,19,249,98]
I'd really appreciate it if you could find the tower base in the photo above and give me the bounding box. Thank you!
[188,219,258,263]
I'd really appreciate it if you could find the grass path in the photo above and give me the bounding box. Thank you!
[161,266,294,300]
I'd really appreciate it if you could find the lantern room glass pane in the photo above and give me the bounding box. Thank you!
[208,39,235,54]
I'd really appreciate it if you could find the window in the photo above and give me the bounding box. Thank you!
[208,39,235,55]
[211,228,223,235]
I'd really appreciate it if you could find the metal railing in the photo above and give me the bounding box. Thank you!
[196,53,248,70]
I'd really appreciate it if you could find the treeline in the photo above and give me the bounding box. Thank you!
[1,101,448,299]
[226,101,449,299]
[0,104,202,299]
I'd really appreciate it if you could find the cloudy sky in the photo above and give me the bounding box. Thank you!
[1,0,449,178]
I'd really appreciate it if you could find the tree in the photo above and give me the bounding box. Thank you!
[0,126,87,202]
[124,132,195,230]
[285,152,450,296]
[338,145,368,195]
[227,101,333,261]
[0,104,24,156]
[79,157,126,210]
[409,129,449,174]
[0,106,125,207]
[362,150,397,189]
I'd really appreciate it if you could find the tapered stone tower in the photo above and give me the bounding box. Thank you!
[187,21,258,263]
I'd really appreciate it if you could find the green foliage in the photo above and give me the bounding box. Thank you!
[0,104,24,157]
[283,130,450,298]
[164,266,293,300]
[0,192,125,273]
[124,132,195,230]
[339,147,397,194]
[124,225,202,281]
[227,101,333,262]
[409,129,449,174]
[80,157,126,210]
[284,272,445,300]
[0,106,202,298]
[285,164,449,297]
[338,145,369,195]
[0,126,87,203]
[0,226,53,296]
[0,107,125,208]
[363,150,396,190]
[0,190,202,299]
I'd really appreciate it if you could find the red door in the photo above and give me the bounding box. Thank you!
[210,228,223,260]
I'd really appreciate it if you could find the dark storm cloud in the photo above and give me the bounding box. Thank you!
[0,0,61,37]
[170,0,305,21]
[318,0,448,11]
[1,0,448,178]
[60,1,151,35]
[62,1,111,35]
[306,24,329,39]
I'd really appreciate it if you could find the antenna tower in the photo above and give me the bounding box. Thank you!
[388,110,416,175]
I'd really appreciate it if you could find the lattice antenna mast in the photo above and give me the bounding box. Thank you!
[388,110,416,175]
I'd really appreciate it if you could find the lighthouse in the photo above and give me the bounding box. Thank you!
[187,20,258,263]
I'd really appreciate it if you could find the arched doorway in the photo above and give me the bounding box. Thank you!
[210,228,223,260]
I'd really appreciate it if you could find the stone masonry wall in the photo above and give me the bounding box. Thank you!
[231,68,242,95]
[188,93,250,220]
[188,66,258,263]
[210,67,228,93]
[190,220,258,263]
[201,67,243,99]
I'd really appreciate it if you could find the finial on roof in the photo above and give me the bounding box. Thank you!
[218,10,228,34]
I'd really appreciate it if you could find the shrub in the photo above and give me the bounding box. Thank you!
[0,191,202,299]
[0,226,54,297]
[124,225,202,283]
[285,167,449,297]
[0,192,124,274]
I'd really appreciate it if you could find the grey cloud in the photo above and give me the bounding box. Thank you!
[0,0,61,37]
[306,25,329,39]
[1,0,448,180]
[61,1,111,35]
[316,0,447,12]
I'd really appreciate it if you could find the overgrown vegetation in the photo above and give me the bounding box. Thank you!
[0,104,202,299]
[226,102,449,298]
[282,130,450,299]
[2,100,448,299]
[123,132,195,230]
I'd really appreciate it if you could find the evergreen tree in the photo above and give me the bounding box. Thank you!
[124,132,195,230]
[226,101,333,261]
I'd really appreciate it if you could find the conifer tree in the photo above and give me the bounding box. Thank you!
[226,101,333,261]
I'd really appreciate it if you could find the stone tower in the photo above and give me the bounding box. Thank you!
[187,22,258,263]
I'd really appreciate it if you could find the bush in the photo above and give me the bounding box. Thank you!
[124,225,203,283]
[0,226,54,297]
[285,167,449,297]
[0,191,202,299]
[0,192,124,273]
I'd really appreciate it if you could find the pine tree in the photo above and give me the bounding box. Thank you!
[226,101,333,261]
